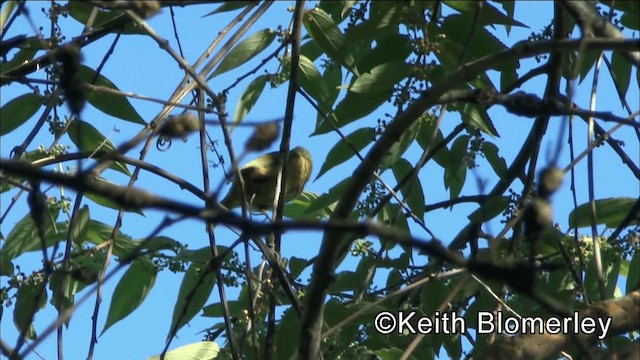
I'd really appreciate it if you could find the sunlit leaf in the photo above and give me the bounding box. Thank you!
[148,341,220,360]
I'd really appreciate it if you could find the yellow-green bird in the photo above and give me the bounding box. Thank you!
[221,146,313,211]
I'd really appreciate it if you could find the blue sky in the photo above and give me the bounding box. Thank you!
[1,1,638,359]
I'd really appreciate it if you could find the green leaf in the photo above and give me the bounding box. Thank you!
[584,247,621,299]
[460,103,499,137]
[81,219,138,259]
[1,0,18,29]
[66,119,132,176]
[2,206,62,261]
[14,280,47,339]
[322,63,342,107]
[445,1,527,28]
[148,341,220,360]
[316,127,374,179]
[380,120,421,171]
[275,307,301,360]
[482,142,507,177]
[330,271,364,293]
[71,205,90,245]
[298,55,330,105]
[0,256,13,276]
[305,177,350,214]
[76,65,145,124]
[68,2,144,35]
[84,178,144,215]
[0,93,41,136]
[168,262,216,339]
[627,252,639,294]
[1,37,42,74]
[342,62,409,94]
[416,116,450,168]
[611,51,632,98]
[203,1,255,16]
[232,75,268,129]
[568,197,639,229]
[391,158,426,221]
[103,258,157,334]
[202,300,246,318]
[445,135,468,200]
[356,34,412,73]
[468,196,509,223]
[284,191,332,220]
[303,7,358,75]
[209,29,276,79]
[316,88,392,134]
[288,256,310,280]
[379,204,410,251]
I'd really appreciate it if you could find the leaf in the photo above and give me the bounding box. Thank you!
[202,300,246,318]
[356,33,413,73]
[316,127,374,179]
[460,103,499,137]
[584,248,621,299]
[445,135,469,200]
[103,258,157,334]
[380,120,422,171]
[391,158,426,221]
[209,29,276,79]
[1,37,42,74]
[83,178,144,215]
[468,196,509,223]
[67,2,144,35]
[168,262,216,339]
[288,256,310,280]
[77,65,145,125]
[303,7,358,75]
[568,197,639,229]
[275,307,301,360]
[148,341,220,360]
[0,93,41,136]
[322,63,342,107]
[232,75,268,129]
[2,206,62,261]
[305,177,350,214]
[298,55,330,105]
[71,205,90,245]
[315,88,392,134]
[203,1,254,16]
[482,142,507,177]
[611,51,632,98]
[445,1,527,28]
[342,62,409,94]
[284,191,332,220]
[416,116,450,168]
[66,119,132,176]
[14,280,47,339]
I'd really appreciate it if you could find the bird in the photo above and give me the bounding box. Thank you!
[220,146,312,211]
